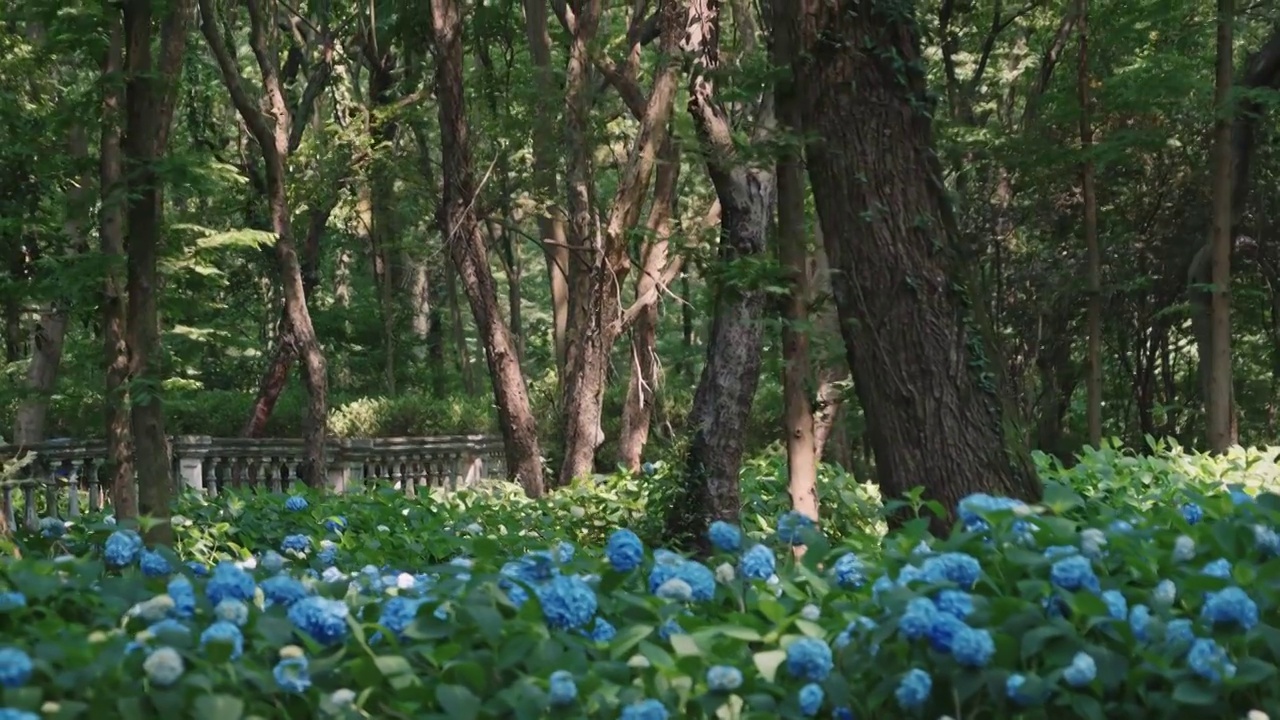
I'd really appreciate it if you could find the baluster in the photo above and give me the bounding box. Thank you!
[393,456,406,493]
[268,457,283,493]
[67,460,82,519]
[44,461,59,519]
[23,482,38,530]
[403,456,417,498]
[87,459,102,513]
[2,485,14,532]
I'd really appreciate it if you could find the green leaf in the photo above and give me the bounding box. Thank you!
[374,655,413,677]
[609,623,654,659]
[192,694,245,720]
[1171,681,1218,706]
[753,649,787,683]
[436,684,481,720]
[1020,624,1066,660]
[670,633,701,658]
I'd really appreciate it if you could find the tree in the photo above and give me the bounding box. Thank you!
[429,0,545,496]
[197,0,331,486]
[1205,0,1235,453]
[774,0,1042,533]
[121,0,192,541]
[1078,0,1103,448]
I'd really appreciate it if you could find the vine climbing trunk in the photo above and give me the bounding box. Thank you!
[775,0,1042,535]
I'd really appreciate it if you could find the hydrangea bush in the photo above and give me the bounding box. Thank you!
[0,445,1279,718]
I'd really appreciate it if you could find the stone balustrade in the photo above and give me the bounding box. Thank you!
[0,435,507,531]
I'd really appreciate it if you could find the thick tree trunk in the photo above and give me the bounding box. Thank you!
[522,0,570,374]
[1205,0,1234,453]
[775,48,818,527]
[122,0,190,543]
[431,0,545,496]
[778,0,1041,533]
[664,0,775,548]
[100,8,134,520]
[619,136,681,471]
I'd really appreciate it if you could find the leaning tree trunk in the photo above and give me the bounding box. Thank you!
[777,0,1041,534]
[664,0,775,550]
[430,0,544,496]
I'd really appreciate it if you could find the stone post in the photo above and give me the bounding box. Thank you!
[172,436,212,491]
[327,439,371,493]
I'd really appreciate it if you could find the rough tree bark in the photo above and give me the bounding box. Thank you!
[664,0,776,547]
[556,0,685,485]
[1205,0,1234,453]
[522,0,571,374]
[774,28,818,527]
[199,0,330,485]
[429,0,545,495]
[121,0,191,542]
[100,7,134,519]
[776,0,1042,533]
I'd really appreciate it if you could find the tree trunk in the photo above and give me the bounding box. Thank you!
[199,0,330,485]
[664,0,775,548]
[557,0,685,485]
[809,229,849,463]
[522,0,570,375]
[777,0,1041,534]
[446,263,476,394]
[618,135,681,471]
[100,7,134,520]
[775,44,818,528]
[430,0,545,496]
[1078,0,1103,448]
[1205,0,1234,453]
[122,0,191,543]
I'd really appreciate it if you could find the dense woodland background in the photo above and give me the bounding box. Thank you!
[1,0,1276,541]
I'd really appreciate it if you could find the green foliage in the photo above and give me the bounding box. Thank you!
[3,448,1280,718]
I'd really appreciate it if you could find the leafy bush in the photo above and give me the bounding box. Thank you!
[1,445,1279,718]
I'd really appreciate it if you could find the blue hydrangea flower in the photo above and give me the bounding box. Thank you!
[147,619,190,642]
[167,576,196,618]
[926,612,966,653]
[777,511,816,546]
[1152,579,1177,607]
[1187,637,1236,683]
[1173,535,1196,562]
[656,578,694,601]
[1231,489,1253,505]
[1181,502,1204,525]
[739,544,776,581]
[0,710,39,720]
[39,517,65,539]
[281,534,311,553]
[588,617,616,642]
[957,493,1027,533]
[706,665,744,692]
[199,621,244,660]
[1128,604,1152,642]
[1079,528,1107,559]
[1166,618,1195,647]
[798,682,824,716]
[284,496,308,511]
[215,599,249,627]
[604,525,645,568]
[1043,545,1077,560]
[832,708,855,720]
[832,553,866,589]
[921,552,982,589]
[951,626,995,668]
[641,462,656,476]
[104,529,143,568]
[785,637,833,682]
[274,656,311,692]
[899,597,939,641]
[1101,590,1127,620]
[647,557,715,601]
[142,646,184,686]
[1202,587,1259,630]
[619,699,669,720]
[1201,559,1231,578]
[138,549,172,578]
[1006,674,1035,705]
[260,550,286,574]
[708,521,743,553]
[0,593,27,612]
[324,516,347,533]
[0,648,33,688]
[549,670,577,705]
[185,561,209,577]
[260,575,308,607]
[1253,525,1280,557]
[206,562,256,607]
[317,541,339,567]
[537,575,597,630]
[1109,519,1134,534]
[288,597,350,646]
[378,597,425,638]
[657,618,684,641]
[935,589,974,619]
[1049,555,1099,593]
[1063,651,1096,687]
[895,668,932,710]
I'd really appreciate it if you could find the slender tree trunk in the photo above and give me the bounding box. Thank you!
[1205,0,1234,453]
[1078,0,1103,447]
[430,0,544,496]
[777,0,1042,534]
[557,0,684,485]
[665,0,775,548]
[809,229,849,462]
[775,44,818,527]
[100,8,134,520]
[619,135,681,471]
[522,0,570,374]
[446,263,476,394]
[122,0,191,544]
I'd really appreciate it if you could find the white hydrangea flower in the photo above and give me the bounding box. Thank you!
[714,563,736,584]
[143,647,184,686]
[655,578,693,601]
[129,595,175,623]
[279,644,305,659]
[800,604,821,622]
[627,654,651,669]
[1173,535,1196,562]
[329,688,356,707]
